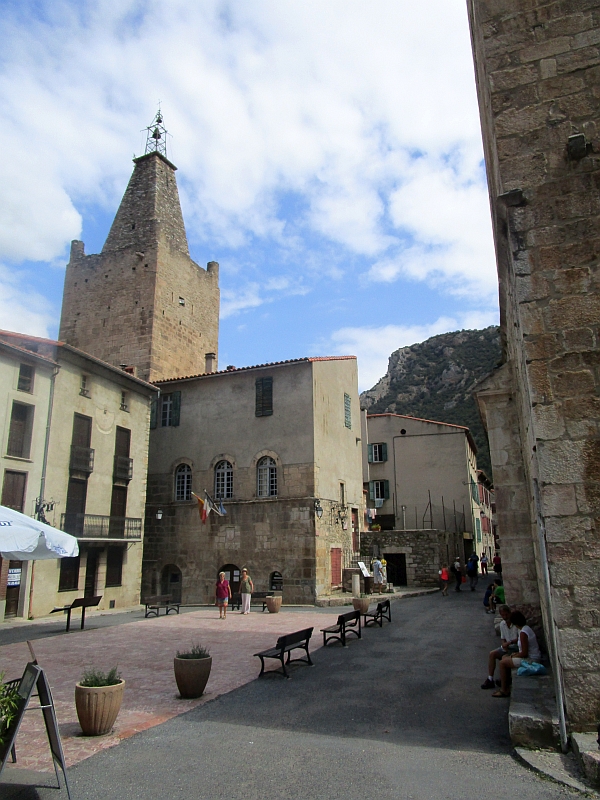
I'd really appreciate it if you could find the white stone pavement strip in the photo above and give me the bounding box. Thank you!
[0,606,337,772]
[514,747,599,796]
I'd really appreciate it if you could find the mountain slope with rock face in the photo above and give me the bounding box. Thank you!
[360,327,502,476]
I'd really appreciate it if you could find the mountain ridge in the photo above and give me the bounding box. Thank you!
[360,326,502,476]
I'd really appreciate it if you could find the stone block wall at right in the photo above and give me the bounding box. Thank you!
[468,0,600,729]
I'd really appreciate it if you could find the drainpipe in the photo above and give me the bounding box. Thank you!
[29,364,59,620]
[532,479,569,753]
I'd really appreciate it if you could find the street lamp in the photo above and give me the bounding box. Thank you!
[156,509,163,521]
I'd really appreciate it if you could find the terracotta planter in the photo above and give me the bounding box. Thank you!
[266,596,282,614]
[174,656,212,699]
[352,598,370,614]
[75,680,125,736]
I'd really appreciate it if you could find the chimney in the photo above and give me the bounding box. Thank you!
[205,352,216,373]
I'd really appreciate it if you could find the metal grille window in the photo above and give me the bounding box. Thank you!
[344,393,351,429]
[214,460,233,499]
[175,464,192,501]
[257,456,277,497]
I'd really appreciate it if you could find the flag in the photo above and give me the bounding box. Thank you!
[218,500,227,516]
[192,493,207,524]
[204,491,225,517]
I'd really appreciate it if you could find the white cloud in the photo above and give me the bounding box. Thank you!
[0,265,56,337]
[0,0,492,288]
[221,275,310,318]
[327,311,499,391]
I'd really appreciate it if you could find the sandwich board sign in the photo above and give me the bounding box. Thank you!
[357,561,371,578]
[0,662,71,799]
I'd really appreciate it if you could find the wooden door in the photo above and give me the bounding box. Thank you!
[65,478,87,534]
[4,560,23,617]
[330,548,342,587]
[351,508,359,552]
[109,485,128,537]
[1,471,27,512]
[72,414,92,447]
[115,427,131,457]
[84,550,99,597]
[385,553,407,587]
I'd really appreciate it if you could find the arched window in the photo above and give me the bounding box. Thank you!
[257,456,277,497]
[214,460,233,499]
[174,464,192,501]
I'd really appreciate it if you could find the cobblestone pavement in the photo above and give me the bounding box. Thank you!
[0,606,339,772]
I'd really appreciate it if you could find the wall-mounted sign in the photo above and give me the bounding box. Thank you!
[7,568,21,587]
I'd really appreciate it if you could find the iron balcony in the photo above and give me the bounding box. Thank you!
[60,513,142,540]
[69,445,95,474]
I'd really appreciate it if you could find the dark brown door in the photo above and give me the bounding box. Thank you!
[72,414,92,447]
[115,427,131,457]
[351,508,359,552]
[84,549,99,597]
[1,471,27,511]
[65,478,87,534]
[109,485,128,537]
[330,548,342,587]
[4,560,23,617]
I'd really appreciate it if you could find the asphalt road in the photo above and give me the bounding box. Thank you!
[2,590,578,800]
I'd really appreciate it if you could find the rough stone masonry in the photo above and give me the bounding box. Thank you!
[468,0,600,730]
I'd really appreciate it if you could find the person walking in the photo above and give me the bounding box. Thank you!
[373,557,385,594]
[493,553,502,574]
[480,553,488,574]
[239,568,254,614]
[467,552,479,591]
[215,571,231,619]
[451,557,463,592]
[438,564,450,596]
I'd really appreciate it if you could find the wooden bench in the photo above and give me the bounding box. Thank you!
[363,598,392,628]
[143,595,181,618]
[254,627,314,678]
[321,610,361,647]
[230,591,273,611]
[50,595,102,632]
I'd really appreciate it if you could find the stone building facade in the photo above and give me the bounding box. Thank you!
[143,356,364,604]
[467,1,600,731]
[0,330,155,620]
[59,151,220,383]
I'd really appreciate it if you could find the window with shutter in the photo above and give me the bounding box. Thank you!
[171,391,181,426]
[150,398,157,429]
[344,393,351,428]
[255,378,273,417]
[7,402,34,459]
[367,444,374,463]
[371,443,388,462]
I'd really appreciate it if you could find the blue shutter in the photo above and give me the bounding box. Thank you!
[369,481,375,500]
[381,442,388,462]
[384,480,390,500]
[171,391,181,427]
[368,444,374,463]
[150,398,157,429]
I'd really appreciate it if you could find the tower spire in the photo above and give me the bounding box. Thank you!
[143,106,168,158]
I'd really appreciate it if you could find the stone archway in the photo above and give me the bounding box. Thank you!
[161,563,182,603]
[218,563,241,594]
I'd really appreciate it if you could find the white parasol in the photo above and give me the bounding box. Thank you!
[0,505,79,560]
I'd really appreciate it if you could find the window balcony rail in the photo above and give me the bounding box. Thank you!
[61,513,142,540]
[70,445,95,473]
[113,455,134,482]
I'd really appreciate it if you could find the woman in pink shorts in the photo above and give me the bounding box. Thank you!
[215,572,232,619]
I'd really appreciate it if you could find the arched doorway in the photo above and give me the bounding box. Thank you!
[270,571,283,592]
[218,563,241,594]
[161,564,182,603]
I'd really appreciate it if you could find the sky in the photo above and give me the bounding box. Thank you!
[0,0,499,391]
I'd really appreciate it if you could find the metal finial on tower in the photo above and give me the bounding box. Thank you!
[143,106,168,157]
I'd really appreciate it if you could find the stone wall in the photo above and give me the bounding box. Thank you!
[143,497,317,605]
[468,0,600,730]
[360,529,464,587]
[59,152,220,382]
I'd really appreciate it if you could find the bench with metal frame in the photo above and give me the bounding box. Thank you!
[230,591,273,611]
[254,627,314,679]
[363,598,392,628]
[50,596,102,632]
[321,609,361,647]
[143,594,181,618]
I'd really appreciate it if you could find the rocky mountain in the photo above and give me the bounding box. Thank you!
[360,326,502,476]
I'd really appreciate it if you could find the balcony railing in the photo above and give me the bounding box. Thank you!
[70,445,94,473]
[61,513,142,540]
[113,455,133,482]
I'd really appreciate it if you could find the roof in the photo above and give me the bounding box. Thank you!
[0,330,156,392]
[156,355,357,384]
[0,339,58,367]
[366,412,477,454]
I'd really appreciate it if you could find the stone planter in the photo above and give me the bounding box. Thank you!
[266,596,282,614]
[352,598,370,614]
[174,656,212,699]
[75,680,125,736]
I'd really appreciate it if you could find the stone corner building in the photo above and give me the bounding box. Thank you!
[467,1,600,731]
[59,150,220,383]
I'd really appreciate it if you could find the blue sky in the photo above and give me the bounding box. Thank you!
[0,0,498,391]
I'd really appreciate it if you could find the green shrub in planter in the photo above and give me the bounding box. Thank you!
[79,666,122,687]
[176,644,210,660]
[0,673,19,746]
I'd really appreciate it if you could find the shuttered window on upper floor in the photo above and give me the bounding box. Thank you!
[255,377,273,417]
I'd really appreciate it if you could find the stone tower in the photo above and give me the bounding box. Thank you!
[59,139,219,382]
